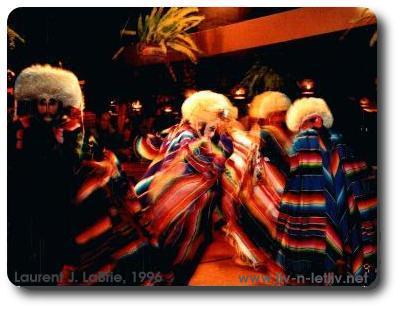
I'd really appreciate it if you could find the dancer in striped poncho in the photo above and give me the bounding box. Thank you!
[277,97,377,285]
[134,91,237,285]
[60,91,237,286]
[221,92,293,276]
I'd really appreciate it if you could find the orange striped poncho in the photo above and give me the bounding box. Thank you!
[135,124,234,285]
[221,124,292,275]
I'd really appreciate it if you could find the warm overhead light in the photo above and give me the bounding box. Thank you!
[231,85,247,100]
[359,97,377,113]
[131,100,143,112]
[359,97,371,107]
[298,78,315,95]
[163,105,173,113]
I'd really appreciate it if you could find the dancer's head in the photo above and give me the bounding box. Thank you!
[286,97,333,132]
[181,90,238,136]
[248,91,291,126]
[14,64,84,123]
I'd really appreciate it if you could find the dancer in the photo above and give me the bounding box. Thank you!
[277,97,377,284]
[9,64,84,284]
[8,64,146,286]
[134,91,237,285]
[221,91,292,279]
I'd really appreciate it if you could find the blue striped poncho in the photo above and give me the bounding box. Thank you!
[276,128,377,284]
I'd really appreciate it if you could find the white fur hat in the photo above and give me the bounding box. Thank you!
[249,91,291,118]
[286,97,334,132]
[14,64,84,110]
[181,90,238,125]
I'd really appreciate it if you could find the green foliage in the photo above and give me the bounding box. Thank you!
[136,7,204,63]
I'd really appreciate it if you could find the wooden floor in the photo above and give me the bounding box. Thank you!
[189,231,277,286]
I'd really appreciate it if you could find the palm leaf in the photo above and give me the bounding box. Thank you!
[137,15,143,39]
[143,15,150,42]
[175,34,201,52]
[147,7,161,42]
[172,7,199,20]
[156,8,199,34]
[135,7,203,62]
[180,16,205,32]
[112,46,125,61]
[159,39,167,54]
[166,41,198,63]
[120,29,136,36]
[157,16,182,33]
[158,7,179,24]
[151,7,164,41]
[149,7,158,20]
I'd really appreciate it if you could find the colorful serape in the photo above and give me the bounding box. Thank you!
[276,128,377,284]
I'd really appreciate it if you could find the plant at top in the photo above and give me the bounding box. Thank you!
[136,7,204,63]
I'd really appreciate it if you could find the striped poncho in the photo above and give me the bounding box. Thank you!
[221,125,292,274]
[276,128,377,284]
[134,123,197,203]
[135,123,234,285]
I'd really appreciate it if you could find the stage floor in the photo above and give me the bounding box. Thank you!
[189,231,277,286]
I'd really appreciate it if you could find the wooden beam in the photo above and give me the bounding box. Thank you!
[122,7,376,66]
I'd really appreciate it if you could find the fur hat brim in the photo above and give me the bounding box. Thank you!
[249,91,291,119]
[14,64,84,111]
[286,97,333,132]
